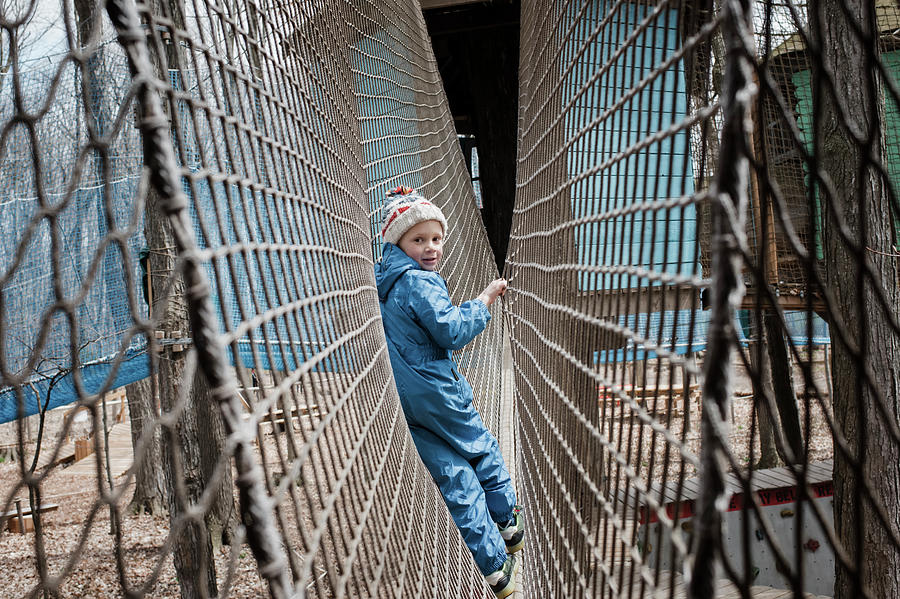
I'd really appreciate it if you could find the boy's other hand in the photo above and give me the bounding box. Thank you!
[477,278,508,307]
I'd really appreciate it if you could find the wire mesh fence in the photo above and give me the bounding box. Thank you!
[507,0,899,597]
[1,0,899,597]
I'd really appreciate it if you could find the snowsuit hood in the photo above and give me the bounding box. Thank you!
[375,242,418,302]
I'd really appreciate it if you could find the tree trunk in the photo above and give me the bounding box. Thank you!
[747,56,804,466]
[74,0,166,522]
[145,206,218,599]
[749,338,779,470]
[812,1,900,597]
[764,314,803,463]
[142,1,236,593]
[745,314,802,470]
[126,378,167,515]
[192,368,236,549]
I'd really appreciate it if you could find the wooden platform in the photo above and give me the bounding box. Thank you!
[618,460,833,510]
[2,501,60,533]
[60,421,134,480]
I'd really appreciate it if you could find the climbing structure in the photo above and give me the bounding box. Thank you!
[1,0,899,597]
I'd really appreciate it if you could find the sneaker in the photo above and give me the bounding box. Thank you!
[498,505,524,553]
[485,554,519,598]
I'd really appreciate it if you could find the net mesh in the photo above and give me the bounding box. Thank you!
[1,0,499,597]
[509,0,899,597]
[1,0,899,597]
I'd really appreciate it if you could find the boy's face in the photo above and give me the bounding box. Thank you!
[397,219,444,271]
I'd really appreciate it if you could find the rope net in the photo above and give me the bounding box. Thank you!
[508,0,899,597]
[1,0,500,596]
[1,0,899,598]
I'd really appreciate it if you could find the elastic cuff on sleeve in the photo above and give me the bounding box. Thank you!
[473,298,492,320]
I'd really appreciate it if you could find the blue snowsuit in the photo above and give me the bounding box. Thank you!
[375,242,517,575]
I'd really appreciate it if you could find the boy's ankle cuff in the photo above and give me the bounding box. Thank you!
[483,552,508,577]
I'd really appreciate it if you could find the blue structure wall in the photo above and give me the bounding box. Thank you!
[562,1,707,361]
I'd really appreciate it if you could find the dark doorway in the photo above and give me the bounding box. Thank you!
[423,0,520,274]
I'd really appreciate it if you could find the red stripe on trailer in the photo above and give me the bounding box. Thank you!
[640,481,833,524]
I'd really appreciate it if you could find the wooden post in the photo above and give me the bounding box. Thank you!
[146,251,154,318]
[14,499,25,534]
[749,70,779,288]
[683,353,693,433]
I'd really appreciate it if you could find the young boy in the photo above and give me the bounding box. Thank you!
[374,187,524,598]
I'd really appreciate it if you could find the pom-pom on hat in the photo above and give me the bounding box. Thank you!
[380,186,448,246]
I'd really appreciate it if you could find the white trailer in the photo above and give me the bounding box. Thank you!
[636,460,834,596]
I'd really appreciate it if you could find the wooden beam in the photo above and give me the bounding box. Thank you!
[420,0,483,9]
[740,292,827,319]
[584,284,701,317]
[581,286,826,319]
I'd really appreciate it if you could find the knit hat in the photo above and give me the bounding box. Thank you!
[380,186,448,245]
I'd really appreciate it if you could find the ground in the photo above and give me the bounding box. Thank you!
[0,349,835,598]
[0,457,266,598]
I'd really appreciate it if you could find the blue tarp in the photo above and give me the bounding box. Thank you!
[0,54,342,424]
[0,350,150,423]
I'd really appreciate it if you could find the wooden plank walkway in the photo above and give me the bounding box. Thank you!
[33,439,76,471]
[500,334,524,599]
[60,421,134,480]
